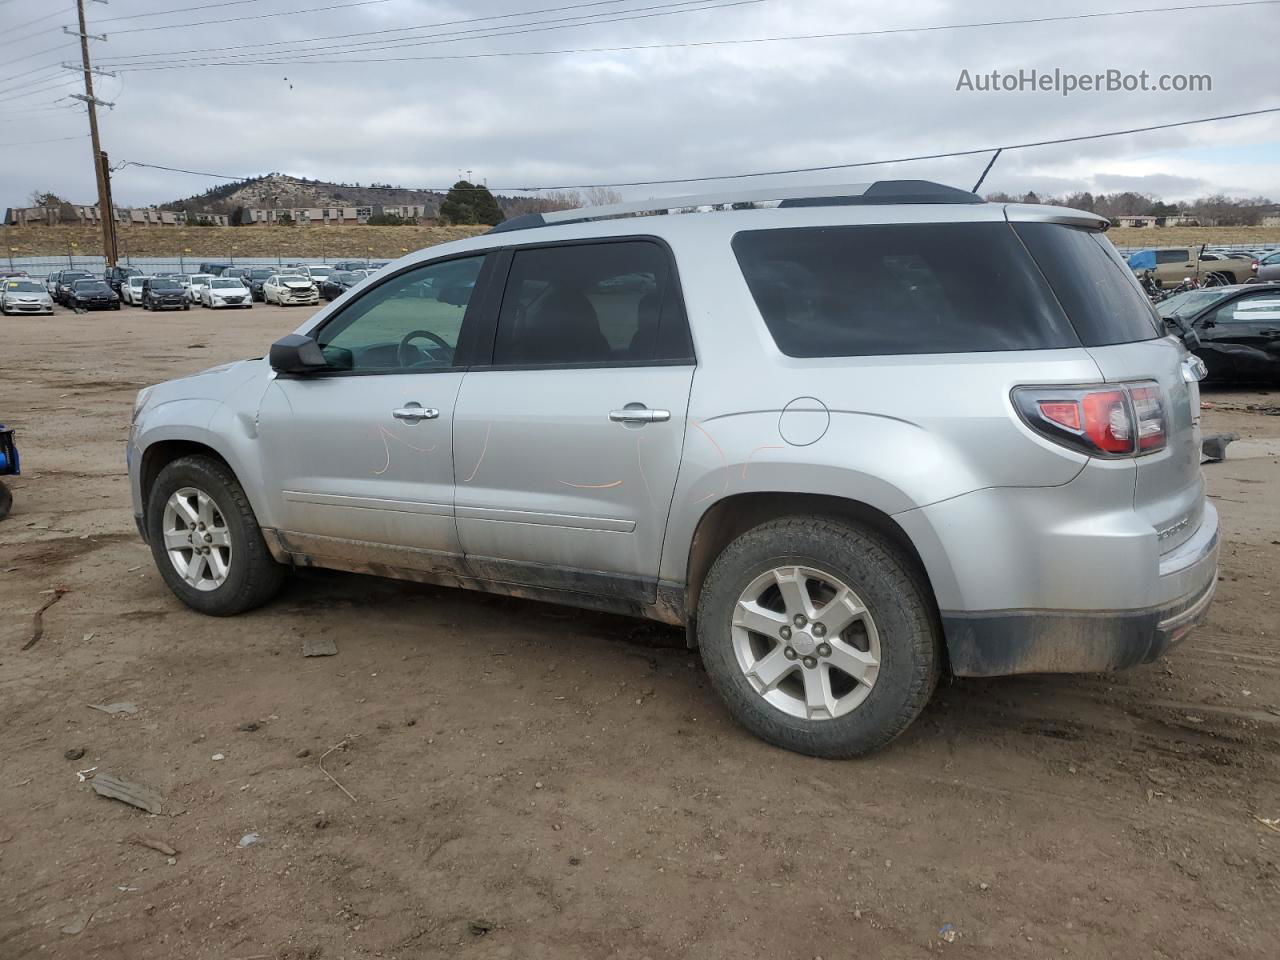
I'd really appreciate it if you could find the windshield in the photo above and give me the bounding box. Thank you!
[151,279,181,290]
[210,278,242,288]
[1156,288,1237,320]
[282,275,310,283]
[63,272,90,282]
[130,277,147,286]
[75,280,109,292]
[250,269,274,279]
[191,275,212,284]
[6,280,43,292]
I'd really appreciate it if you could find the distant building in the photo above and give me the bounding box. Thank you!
[1112,214,1203,228]
[3,204,228,227]
[244,203,430,225]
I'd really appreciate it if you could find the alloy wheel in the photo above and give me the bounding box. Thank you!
[161,486,232,591]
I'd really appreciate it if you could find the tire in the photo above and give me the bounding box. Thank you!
[696,516,940,758]
[0,480,11,521]
[145,455,285,616]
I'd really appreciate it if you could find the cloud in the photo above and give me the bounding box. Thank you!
[1,0,1277,208]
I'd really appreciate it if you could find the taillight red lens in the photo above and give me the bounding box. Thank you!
[1013,381,1167,458]
[1081,390,1132,454]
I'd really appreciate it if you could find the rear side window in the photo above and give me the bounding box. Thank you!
[493,240,692,366]
[732,223,1077,357]
[1013,223,1160,346]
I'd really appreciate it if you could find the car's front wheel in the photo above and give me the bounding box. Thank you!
[146,455,285,616]
[697,517,940,758]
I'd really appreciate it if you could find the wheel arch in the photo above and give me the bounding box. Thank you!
[139,439,236,521]
[679,491,944,641]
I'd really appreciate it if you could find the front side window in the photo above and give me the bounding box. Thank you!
[316,256,485,371]
[1211,292,1280,325]
[492,240,690,366]
[733,223,1077,357]
[1156,249,1190,264]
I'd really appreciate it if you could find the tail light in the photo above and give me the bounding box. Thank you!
[1252,260,1260,275]
[1012,382,1167,458]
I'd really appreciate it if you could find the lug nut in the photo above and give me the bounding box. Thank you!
[802,656,818,669]
[783,646,798,660]
[817,643,832,658]
[780,625,792,641]
[812,623,826,638]
[204,533,213,543]
[793,614,808,627]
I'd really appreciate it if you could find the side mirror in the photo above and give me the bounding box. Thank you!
[270,334,332,374]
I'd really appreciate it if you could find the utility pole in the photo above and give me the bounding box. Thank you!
[69,0,118,268]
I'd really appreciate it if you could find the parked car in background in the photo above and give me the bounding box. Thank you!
[1134,246,1258,289]
[1254,250,1280,282]
[104,265,142,294]
[54,270,93,305]
[222,266,252,283]
[245,267,277,301]
[304,265,333,283]
[331,260,370,271]
[0,269,29,279]
[127,180,1218,758]
[1157,284,1280,381]
[187,274,214,303]
[141,276,190,311]
[319,269,369,301]
[198,262,231,276]
[200,277,253,309]
[263,274,319,306]
[68,279,120,311]
[0,278,54,315]
[122,275,150,305]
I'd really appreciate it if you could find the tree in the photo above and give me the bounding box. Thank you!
[29,190,65,208]
[438,180,505,226]
[229,205,246,227]
[582,186,623,206]
[276,210,294,225]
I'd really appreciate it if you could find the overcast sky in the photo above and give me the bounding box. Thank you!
[1,0,1277,209]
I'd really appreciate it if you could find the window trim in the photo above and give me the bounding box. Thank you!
[466,234,696,371]
[290,249,502,379]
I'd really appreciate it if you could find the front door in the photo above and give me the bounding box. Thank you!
[1197,288,1280,380]
[256,254,491,567]
[453,239,696,599]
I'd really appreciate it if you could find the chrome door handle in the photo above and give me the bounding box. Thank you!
[392,403,439,422]
[609,407,670,423]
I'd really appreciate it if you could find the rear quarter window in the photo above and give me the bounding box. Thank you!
[732,222,1078,357]
[1013,223,1160,347]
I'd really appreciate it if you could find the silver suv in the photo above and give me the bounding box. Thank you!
[128,180,1219,757]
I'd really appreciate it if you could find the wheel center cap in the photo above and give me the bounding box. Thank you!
[790,631,818,656]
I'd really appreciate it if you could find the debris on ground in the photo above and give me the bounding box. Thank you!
[238,721,260,732]
[318,735,359,802]
[60,912,93,936]
[238,833,262,847]
[130,835,178,857]
[468,919,495,936]
[1202,433,1240,462]
[87,702,139,716]
[303,635,338,657]
[939,923,958,943]
[89,774,165,815]
[64,747,85,761]
[20,587,68,651]
[211,754,226,761]
[1255,816,1280,833]
[76,767,97,782]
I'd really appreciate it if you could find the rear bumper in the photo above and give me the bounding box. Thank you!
[942,502,1219,677]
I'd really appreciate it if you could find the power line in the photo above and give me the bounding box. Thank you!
[112,106,1280,193]
[106,0,395,34]
[1,40,79,71]
[0,74,81,106]
[0,133,89,149]
[92,0,271,22]
[2,7,69,42]
[102,0,1280,71]
[97,0,726,65]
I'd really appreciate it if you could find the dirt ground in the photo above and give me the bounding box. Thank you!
[1,305,1278,960]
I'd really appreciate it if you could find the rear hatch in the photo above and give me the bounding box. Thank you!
[1011,213,1203,554]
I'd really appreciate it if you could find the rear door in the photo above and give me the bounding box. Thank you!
[1155,248,1193,288]
[452,238,695,599]
[1015,223,1204,555]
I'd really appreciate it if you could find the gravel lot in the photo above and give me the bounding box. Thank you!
[2,304,1278,959]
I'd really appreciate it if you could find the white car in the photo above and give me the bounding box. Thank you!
[200,277,253,309]
[122,275,150,305]
[187,274,214,303]
[0,278,54,314]
[263,274,319,306]
[304,264,333,283]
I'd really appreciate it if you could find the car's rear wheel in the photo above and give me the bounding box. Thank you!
[697,516,940,758]
[146,455,285,616]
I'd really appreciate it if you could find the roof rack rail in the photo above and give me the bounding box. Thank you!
[487,180,982,234]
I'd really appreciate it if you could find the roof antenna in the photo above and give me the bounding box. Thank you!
[971,147,1002,194]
